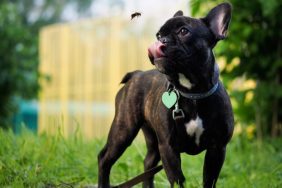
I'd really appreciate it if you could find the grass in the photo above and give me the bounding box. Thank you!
[0,128,281,188]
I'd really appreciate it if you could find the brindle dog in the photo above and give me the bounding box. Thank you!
[98,3,234,188]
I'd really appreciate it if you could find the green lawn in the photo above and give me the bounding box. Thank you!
[0,128,281,188]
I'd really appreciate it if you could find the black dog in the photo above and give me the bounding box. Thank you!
[98,3,234,188]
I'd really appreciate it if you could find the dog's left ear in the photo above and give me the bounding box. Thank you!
[173,10,183,17]
[203,3,232,40]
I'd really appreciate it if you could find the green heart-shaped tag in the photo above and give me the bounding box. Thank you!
[162,91,177,109]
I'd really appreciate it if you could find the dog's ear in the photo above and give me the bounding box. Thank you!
[173,10,183,17]
[203,3,232,40]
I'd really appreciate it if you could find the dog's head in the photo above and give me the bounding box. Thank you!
[148,3,231,90]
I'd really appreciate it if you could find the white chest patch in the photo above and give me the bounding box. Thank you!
[178,73,193,89]
[185,116,204,146]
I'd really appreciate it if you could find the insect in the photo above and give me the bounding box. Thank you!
[131,12,141,20]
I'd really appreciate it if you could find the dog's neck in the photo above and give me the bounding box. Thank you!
[168,54,219,94]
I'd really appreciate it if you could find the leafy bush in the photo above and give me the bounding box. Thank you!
[0,3,39,128]
[191,0,282,137]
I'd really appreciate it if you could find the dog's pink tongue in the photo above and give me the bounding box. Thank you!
[148,41,165,59]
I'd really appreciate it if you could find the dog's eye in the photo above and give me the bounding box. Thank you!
[179,28,189,36]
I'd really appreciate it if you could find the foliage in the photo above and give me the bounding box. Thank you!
[0,128,281,187]
[0,3,38,128]
[191,0,282,137]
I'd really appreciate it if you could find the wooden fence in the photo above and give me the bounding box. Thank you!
[39,18,154,139]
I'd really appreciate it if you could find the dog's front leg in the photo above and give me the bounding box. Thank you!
[203,146,226,188]
[158,143,185,188]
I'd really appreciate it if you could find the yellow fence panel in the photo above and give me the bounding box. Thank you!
[39,18,154,139]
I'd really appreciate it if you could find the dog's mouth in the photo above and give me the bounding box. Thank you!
[148,41,170,74]
[148,41,180,75]
[148,41,167,64]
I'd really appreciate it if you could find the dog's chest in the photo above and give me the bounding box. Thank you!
[184,116,204,146]
[176,100,207,148]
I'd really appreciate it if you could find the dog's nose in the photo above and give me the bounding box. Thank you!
[160,37,169,44]
[148,41,166,59]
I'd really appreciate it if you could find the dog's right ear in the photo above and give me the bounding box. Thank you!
[203,3,232,40]
[173,10,183,17]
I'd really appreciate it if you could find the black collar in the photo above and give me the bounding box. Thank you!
[176,82,219,100]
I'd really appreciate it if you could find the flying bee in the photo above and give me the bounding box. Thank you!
[131,12,141,20]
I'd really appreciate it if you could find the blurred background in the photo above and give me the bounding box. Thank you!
[0,0,281,187]
[1,0,281,140]
[0,0,189,139]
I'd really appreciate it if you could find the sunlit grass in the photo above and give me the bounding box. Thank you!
[0,127,281,187]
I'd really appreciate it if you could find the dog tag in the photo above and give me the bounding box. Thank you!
[162,91,178,109]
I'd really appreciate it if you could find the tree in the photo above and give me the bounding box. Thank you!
[0,3,38,128]
[191,0,282,138]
